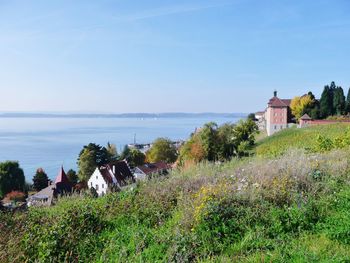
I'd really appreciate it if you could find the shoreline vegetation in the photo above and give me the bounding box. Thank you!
[1,122,350,261]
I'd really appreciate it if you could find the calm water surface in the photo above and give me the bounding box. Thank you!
[0,117,241,181]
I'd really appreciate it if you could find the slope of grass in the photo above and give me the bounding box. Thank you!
[255,123,350,157]
[2,125,350,262]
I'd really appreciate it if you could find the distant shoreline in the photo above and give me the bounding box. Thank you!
[0,112,247,119]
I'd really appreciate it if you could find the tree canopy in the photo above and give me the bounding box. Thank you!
[66,169,78,185]
[179,119,258,165]
[0,161,25,198]
[146,138,178,163]
[32,168,49,191]
[290,95,314,120]
[77,143,111,182]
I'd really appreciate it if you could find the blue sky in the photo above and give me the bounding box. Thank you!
[0,0,349,113]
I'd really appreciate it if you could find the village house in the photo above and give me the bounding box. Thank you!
[87,161,134,196]
[27,166,72,207]
[133,161,171,181]
[256,91,295,136]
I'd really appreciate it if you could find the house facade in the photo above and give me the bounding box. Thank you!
[88,161,134,196]
[262,91,294,136]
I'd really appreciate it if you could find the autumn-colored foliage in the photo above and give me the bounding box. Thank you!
[4,191,26,202]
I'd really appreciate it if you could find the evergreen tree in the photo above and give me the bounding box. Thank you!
[77,143,111,182]
[333,86,346,115]
[319,85,333,118]
[32,168,49,191]
[346,87,350,114]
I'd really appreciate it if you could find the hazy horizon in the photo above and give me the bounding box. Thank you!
[1,0,350,113]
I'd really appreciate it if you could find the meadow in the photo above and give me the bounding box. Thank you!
[1,124,350,262]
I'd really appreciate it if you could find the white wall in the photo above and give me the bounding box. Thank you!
[87,168,108,196]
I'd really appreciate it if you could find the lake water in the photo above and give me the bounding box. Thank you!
[0,116,242,181]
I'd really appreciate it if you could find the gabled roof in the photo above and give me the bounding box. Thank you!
[300,113,312,120]
[98,166,114,184]
[55,166,70,185]
[107,161,134,185]
[137,162,170,175]
[268,96,290,107]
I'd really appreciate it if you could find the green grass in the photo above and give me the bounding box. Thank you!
[255,123,350,157]
[2,125,350,262]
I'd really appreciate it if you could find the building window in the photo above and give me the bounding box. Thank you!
[274,125,277,130]
[280,125,283,129]
[102,184,104,189]
[96,176,98,180]
[280,118,283,122]
[90,182,92,187]
[96,184,99,191]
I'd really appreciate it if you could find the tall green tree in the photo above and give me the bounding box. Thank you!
[319,85,333,118]
[346,87,350,114]
[146,138,178,163]
[0,161,25,198]
[32,168,49,191]
[333,86,346,115]
[77,143,111,182]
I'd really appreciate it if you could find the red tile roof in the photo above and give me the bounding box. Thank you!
[268,96,290,107]
[137,162,170,175]
[54,166,70,185]
[300,114,312,120]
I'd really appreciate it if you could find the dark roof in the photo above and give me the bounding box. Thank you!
[268,96,290,107]
[137,162,170,175]
[99,166,114,184]
[107,161,134,185]
[300,114,312,120]
[55,166,70,185]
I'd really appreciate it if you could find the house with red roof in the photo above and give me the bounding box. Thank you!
[133,161,171,181]
[87,161,134,196]
[27,166,72,207]
[264,91,294,136]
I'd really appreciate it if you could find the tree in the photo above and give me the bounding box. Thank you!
[66,169,78,185]
[119,146,146,168]
[346,87,350,114]
[247,113,256,121]
[290,95,314,120]
[146,138,178,163]
[77,143,111,182]
[120,145,131,161]
[32,168,49,191]
[106,142,119,161]
[0,161,25,198]
[128,148,146,168]
[232,119,259,156]
[333,86,346,115]
[319,85,333,118]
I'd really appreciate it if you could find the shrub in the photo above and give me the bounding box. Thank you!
[4,191,26,202]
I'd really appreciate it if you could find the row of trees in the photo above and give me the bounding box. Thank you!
[178,119,258,165]
[1,118,258,196]
[290,82,350,120]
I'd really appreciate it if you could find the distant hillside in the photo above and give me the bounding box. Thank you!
[0,112,247,119]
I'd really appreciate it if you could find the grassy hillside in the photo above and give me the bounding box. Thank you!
[256,123,350,157]
[1,125,350,262]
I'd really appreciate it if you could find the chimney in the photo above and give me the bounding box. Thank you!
[274,90,277,97]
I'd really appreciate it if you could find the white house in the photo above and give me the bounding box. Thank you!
[88,161,134,196]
